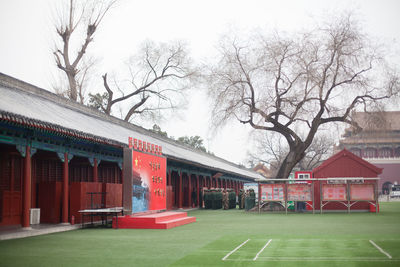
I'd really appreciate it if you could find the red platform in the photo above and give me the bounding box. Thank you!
[113,211,196,229]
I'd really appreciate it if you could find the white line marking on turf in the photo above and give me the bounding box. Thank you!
[222,239,250,261]
[253,239,272,261]
[225,257,399,262]
[369,240,392,259]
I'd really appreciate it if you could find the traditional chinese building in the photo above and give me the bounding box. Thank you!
[0,73,262,228]
[336,111,400,193]
[253,163,273,178]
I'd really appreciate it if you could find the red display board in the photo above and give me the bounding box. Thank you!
[287,184,312,201]
[128,137,167,213]
[261,184,285,201]
[131,149,166,211]
[322,184,347,201]
[350,184,375,201]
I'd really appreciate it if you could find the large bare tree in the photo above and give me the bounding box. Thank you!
[53,0,116,102]
[248,131,334,176]
[207,14,400,178]
[88,41,196,122]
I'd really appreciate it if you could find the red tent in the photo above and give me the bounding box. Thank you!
[313,149,382,211]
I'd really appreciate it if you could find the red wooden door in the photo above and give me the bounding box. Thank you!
[0,153,23,226]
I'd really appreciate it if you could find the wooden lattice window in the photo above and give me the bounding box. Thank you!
[69,157,93,182]
[98,161,121,184]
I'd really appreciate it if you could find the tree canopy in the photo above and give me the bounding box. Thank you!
[206,14,399,178]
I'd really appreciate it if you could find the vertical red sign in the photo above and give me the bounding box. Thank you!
[131,141,166,212]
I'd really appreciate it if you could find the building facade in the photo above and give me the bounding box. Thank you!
[336,111,400,193]
[0,73,262,228]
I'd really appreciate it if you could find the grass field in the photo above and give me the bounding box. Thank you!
[1,202,400,266]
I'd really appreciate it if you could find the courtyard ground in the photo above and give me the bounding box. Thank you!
[0,202,399,266]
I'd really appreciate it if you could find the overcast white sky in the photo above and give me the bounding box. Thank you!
[0,0,399,165]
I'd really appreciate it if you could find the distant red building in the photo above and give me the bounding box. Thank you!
[337,111,400,193]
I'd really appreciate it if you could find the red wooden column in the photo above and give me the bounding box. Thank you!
[93,158,98,183]
[62,152,69,223]
[178,171,183,209]
[188,174,192,207]
[196,175,200,208]
[167,170,171,186]
[22,146,31,228]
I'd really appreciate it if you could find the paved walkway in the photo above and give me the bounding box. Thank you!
[0,224,80,241]
[0,208,199,241]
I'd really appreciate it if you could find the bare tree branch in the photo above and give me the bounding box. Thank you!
[207,13,400,178]
[53,0,117,102]
[88,40,197,122]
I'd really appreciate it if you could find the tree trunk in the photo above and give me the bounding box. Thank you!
[67,72,77,101]
[275,147,306,178]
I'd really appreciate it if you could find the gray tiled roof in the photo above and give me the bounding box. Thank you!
[0,73,262,181]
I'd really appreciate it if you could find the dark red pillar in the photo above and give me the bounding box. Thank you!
[93,158,98,183]
[179,171,183,209]
[62,152,69,223]
[22,146,31,228]
[196,175,200,208]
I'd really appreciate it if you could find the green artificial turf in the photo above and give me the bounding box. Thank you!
[1,202,400,266]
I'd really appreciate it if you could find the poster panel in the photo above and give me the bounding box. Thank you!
[261,184,285,201]
[131,149,166,213]
[287,184,312,201]
[350,184,375,201]
[322,184,347,201]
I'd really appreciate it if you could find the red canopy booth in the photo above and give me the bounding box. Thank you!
[313,149,382,212]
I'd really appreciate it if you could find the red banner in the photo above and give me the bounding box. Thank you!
[131,148,166,212]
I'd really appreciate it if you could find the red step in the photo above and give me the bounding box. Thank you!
[113,211,196,229]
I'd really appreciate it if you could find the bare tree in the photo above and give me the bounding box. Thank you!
[88,41,196,122]
[53,0,116,102]
[207,14,400,178]
[248,131,334,176]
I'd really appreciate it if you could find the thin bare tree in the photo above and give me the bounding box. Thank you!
[88,40,196,122]
[207,13,400,178]
[53,0,116,102]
